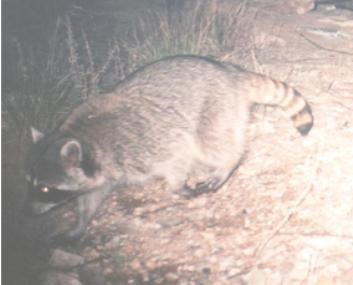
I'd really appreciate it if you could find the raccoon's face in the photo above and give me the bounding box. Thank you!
[24,127,97,216]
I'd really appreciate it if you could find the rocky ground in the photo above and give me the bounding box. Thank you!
[4,1,353,285]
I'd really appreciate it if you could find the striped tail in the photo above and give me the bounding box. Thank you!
[245,73,314,136]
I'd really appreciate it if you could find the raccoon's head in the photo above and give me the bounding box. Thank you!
[24,127,98,216]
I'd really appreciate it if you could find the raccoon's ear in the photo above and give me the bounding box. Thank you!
[60,140,82,169]
[30,127,44,143]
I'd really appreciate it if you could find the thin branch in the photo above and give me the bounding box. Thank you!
[300,32,353,56]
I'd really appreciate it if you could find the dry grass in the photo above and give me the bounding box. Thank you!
[120,0,252,65]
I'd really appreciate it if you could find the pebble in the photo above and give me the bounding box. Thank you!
[40,271,82,285]
[105,236,121,250]
[104,267,113,275]
[130,259,144,271]
[165,272,179,281]
[133,207,144,216]
[157,217,183,227]
[78,264,106,285]
[86,249,100,260]
[227,267,242,278]
[48,249,84,270]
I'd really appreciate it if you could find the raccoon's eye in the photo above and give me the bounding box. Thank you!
[40,186,50,193]
[40,186,51,193]
[35,185,77,203]
[36,185,54,196]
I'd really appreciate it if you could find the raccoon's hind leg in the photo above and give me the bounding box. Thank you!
[181,94,248,198]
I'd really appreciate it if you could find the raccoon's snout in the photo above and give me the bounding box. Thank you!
[23,186,81,216]
[22,200,57,216]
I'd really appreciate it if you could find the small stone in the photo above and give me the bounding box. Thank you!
[90,219,99,227]
[86,249,100,260]
[142,272,150,282]
[243,268,267,285]
[219,257,237,272]
[130,259,144,271]
[105,236,121,250]
[78,264,105,285]
[182,265,195,272]
[194,248,204,258]
[157,217,183,227]
[165,272,179,281]
[133,207,144,216]
[145,259,158,270]
[40,271,81,285]
[104,267,113,275]
[48,249,84,270]
[202,267,211,275]
[227,267,242,278]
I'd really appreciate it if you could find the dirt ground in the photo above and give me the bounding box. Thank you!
[6,1,353,285]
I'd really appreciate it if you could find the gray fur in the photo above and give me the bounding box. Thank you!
[24,55,313,242]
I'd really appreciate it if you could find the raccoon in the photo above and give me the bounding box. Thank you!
[24,55,313,242]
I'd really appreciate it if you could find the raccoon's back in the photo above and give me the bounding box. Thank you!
[58,55,313,161]
[60,56,246,143]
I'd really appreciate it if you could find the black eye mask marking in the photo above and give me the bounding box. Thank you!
[34,185,79,203]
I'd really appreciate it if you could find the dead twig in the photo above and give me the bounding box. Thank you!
[300,33,353,56]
